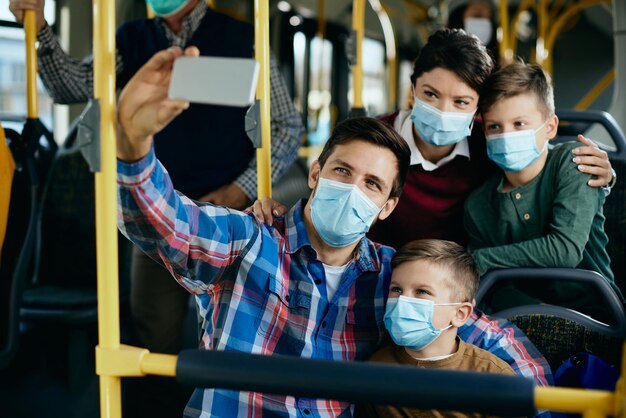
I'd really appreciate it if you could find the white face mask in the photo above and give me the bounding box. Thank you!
[464,17,493,45]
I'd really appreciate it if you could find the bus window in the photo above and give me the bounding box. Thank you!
[307,35,332,145]
[398,60,413,110]
[348,37,387,117]
[0,0,56,132]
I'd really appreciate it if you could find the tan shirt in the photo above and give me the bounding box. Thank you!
[357,338,516,418]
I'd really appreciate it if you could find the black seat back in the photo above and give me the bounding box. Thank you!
[20,127,132,323]
[476,268,626,372]
[0,119,57,369]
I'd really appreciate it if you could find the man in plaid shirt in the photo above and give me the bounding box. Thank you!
[117,47,551,417]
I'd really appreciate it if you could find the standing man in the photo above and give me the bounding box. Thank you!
[9,0,303,357]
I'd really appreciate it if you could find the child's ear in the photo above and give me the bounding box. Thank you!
[546,114,559,140]
[451,302,473,328]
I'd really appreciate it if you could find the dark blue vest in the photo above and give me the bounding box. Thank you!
[116,10,255,199]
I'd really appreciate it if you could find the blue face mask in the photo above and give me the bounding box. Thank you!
[310,177,383,248]
[411,98,475,147]
[147,0,190,17]
[486,121,548,172]
[384,296,459,351]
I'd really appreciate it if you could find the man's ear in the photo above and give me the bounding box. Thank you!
[308,160,321,190]
[377,196,399,221]
[451,302,473,328]
[546,114,559,140]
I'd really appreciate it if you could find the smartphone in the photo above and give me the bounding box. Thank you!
[168,56,259,107]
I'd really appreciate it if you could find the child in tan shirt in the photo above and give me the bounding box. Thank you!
[359,239,516,417]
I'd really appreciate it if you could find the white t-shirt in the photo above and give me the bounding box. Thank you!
[322,262,349,300]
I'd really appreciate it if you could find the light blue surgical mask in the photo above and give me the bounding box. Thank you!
[384,296,459,351]
[310,177,383,248]
[147,0,190,17]
[464,17,493,46]
[486,121,548,172]
[410,97,475,147]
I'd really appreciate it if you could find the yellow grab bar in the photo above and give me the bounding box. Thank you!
[24,10,38,119]
[93,0,122,416]
[254,0,272,199]
[351,0,365,110]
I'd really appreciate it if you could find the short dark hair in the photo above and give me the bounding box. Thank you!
[410,28,495,93]
[317,117,410,198]
[479,62,555,118]
[391,239,479,302]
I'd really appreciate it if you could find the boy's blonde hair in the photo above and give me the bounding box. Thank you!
[391,239,479,303]
[479,62,555,118]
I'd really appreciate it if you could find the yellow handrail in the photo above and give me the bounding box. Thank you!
[317,0,325,39]
[508,0,534,60]
[96,347,624,417]
[543,0,610,74]
[24,10,38,119]
[574,68,615,111]
[254,0,272,199]
[535,387,615,415]
[93,0,122,415]
[498,0,513,63]
[535,0,548,65]
[351,0,365,110]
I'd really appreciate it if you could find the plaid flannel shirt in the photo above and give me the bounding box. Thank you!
[118,149,553,417]
[118,148,392,417]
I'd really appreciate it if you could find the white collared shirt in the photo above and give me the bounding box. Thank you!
[394,110,471,171]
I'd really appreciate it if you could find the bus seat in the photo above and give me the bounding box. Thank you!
[0,123,15,259]
[0,119,56,369]
[554,109,626,160]
[16,128,132,389]
[555,109,626,296]
[476,268,626,371]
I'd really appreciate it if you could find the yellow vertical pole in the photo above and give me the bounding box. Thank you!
[254,0,272,199]
[317,0,325,38]
[93,0,121,415]
[24,10,38,119]
[352,0,365,110]
[536,0,548,66]
[498,0,512,63]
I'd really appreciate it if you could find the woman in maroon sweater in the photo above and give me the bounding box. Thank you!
[368,28,613,249]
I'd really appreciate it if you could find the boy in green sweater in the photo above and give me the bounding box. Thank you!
[464,62,622,318]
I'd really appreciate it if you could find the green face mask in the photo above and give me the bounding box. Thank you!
[147,0,190,17]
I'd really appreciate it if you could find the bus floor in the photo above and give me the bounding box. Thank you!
[0,304,196,418]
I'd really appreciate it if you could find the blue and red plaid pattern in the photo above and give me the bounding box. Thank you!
[118,148,552,417]
[118,148,390,417]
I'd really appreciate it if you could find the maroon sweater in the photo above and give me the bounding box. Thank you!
[368,112,497,249]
